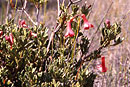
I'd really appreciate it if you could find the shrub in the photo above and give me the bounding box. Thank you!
[0,0,123,87]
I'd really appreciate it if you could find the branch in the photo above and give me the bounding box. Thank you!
[75,2,113,78]
[20,0,27,18]
[46,0,82,54]
[73,0,81,4]
[57,0,60,17]
[75,46,103,80]
[18,0,37,25]
[23,0,27,10]
[5,0,10,22]
[36,4,40,25]
[87,0,96,19]
[46,24,61,53]
[24,10,37,25]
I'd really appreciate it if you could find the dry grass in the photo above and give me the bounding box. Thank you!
[88,0,130,87]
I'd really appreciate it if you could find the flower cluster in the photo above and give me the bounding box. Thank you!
[0,31,14,49]
[65,14,94,38]
[0,19,38,50]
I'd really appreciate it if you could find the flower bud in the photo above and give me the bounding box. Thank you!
[0,31,3,37]
[105,19,110,28]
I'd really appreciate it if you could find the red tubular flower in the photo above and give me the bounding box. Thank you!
[65,19,75,38]
[81,14,94,30]
[9,33,14,45]
[5,36,9,40]
[30,31,37,38]
[105,19,110,28]
[5,33,14,49]
[19,19,28,28]
[97,56,107,72]
[0,31,3,37]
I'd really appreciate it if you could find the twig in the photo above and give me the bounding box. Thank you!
[75,46,103,80]
[87,0,96,19]
[23,0,27,10]
[14,0,18,18]
[75,1,113,79]
[72,18,81,61]
[96,2,113,34]
[5,0,10,22]
[20,0,27,18]
[47,24,61,53]
[57,0,60,17]
[75,6,118,78]
[120,9,130,24]
[24,10,37,25]
[43,0,47,25]
[18,0,37,25]
[36,4,40,25]
[17,9,37,26]
[73,0,81,4]
[62,0,65,5]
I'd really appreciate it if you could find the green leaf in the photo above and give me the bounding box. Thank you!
[23,29,27,37]
[71,4,79,16]
[32,67,37,73]
[113,37,124,46]
[43,28,48,38]
[38,72,42,77]
[81,5,91,16]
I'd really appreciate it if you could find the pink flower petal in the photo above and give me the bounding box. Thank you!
[96,56,107,72]
[0,31,3,37]
[19,19,28,28]
[81,14,88,23]
[9,33,13,45]
[84,22,89,30]
[65,20,75,38]
[97,65,107,72]
[5,36,9,41]
[81,14,94,30]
